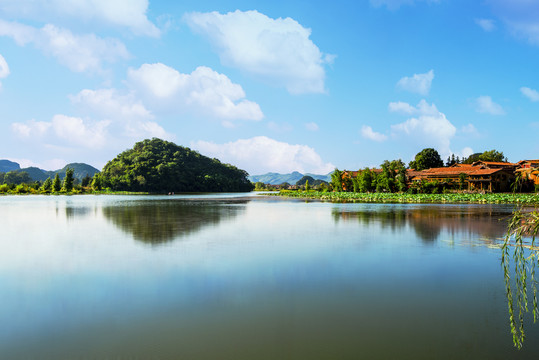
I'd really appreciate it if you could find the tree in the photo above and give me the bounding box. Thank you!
[305,179,311,191]
[91,173,102,191]
[392,159,407,192]
[52,173,61,192]
[81,174,92,187]
[357,168,374,192]
[331,169,343,192]
[62,168,74,192]
[479,149,506,162]
[409,148,444,170]
[41,177,52,192]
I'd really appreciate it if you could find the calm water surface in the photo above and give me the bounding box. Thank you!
[1,194,538,359]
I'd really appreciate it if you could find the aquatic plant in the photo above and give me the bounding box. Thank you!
[502,208,539,349]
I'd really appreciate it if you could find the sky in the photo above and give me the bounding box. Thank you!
[1,0,539,175]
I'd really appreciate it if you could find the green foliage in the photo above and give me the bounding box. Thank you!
[502,209,539,349]
[81,174,92,187]
[305,179,311,191]
[52,173,61,192]
[100,138,253,193]
[275,191,539,204]
[41,177,52,192]
[2,171,31,185]
[331,169,343,192]
[409,148,444,170]
[479,149,506,162]
[62,168,74,192]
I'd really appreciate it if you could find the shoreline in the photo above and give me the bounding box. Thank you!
[271,190,539,205]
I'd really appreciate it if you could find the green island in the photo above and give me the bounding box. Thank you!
[0,138,253,195]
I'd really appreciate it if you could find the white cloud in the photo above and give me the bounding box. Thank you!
[12,115,109,148]
[370,0,440,10]
[486,0,539,46]
[521,86,539,102]
[11,120,51,138]
[361,125,388,142]
[69,88,172,140]
[475,95,505,115]
[459,147,474,159]
[70,88,153,120]
[0,20,129,73]
[0,0,159,37]
[0,54,9,88]
[461,123,478,135]
[396,70,434,95]
[128,63,263,123]
[476,18,496,32]
[185,10,333,94]
[52,115,109,148]
[388,101,416,114]
[305,122,319,131]
[192,136,335,175]
[390,100,456,156]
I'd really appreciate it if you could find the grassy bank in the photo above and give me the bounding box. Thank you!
[273,190,539,204]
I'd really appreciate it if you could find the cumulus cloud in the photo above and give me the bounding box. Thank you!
[388,101,416,114]
[70,88,153,120]
[521,86,539,102]
[476,18,496,32]
[475,95,505,115]
[0,20,129,73]
[389,100,456,156]
[361,125,388,142]
[11,120,51,138]
[192,136,335,175]
[396,70,434,95]
[128,63,263,123]
[185,10,333,94]
[0,0,159,37]
[11,115,109,148]
[0,54,9,88]
[370,0,440,10]
[69,88,171,140]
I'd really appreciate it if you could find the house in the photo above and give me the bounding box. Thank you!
[411,162,515,192]
[515,160,539,186]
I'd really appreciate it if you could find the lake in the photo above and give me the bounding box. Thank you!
[1,193,538,359]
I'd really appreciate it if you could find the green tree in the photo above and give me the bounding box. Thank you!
[331,169,343,192]
[305,179,311,191]
[409,148,444,170]
[393,159,407,192]
[62,168,74,192]
[479,149,506,162]
[52,173,61,192]
[41,177,52,192]
[91,173,103,191]
[357,168,374,192]
[81,174,92,187]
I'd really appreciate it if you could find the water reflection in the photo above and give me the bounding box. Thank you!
[332,204,512,242]
[102,199,247,244]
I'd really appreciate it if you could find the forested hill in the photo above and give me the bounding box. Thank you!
[249,171,331,185]
[99,138,254,193]
[0,160,99,181]
[0,160,20,173]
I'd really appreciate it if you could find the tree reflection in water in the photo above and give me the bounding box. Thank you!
[332,204,510,243]
[102,199,247,244]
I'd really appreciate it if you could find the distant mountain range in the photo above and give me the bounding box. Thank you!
[248,171,332,185]
[0,160,99,181]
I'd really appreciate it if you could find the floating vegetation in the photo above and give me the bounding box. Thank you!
[502,208,539,349]
[273,191,539,205]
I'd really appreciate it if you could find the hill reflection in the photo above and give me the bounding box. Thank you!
[332,204,513,242]
[102,199,247,244]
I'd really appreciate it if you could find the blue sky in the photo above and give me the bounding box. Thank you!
[1,0,539,174]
